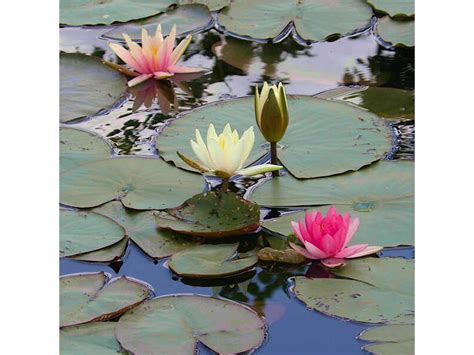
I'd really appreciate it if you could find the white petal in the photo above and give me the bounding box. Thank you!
[239,127,255,167]
[236,164,282,176]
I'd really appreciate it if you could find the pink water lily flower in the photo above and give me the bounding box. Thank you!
[289,207,383,268]
[108,24,205,87]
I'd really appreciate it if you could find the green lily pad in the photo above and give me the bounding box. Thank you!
[60,156,204,210]
[314,86,368,100]
[157,96,392,179]
[60,53,127,123]
[92,201,201,259]
[293,257,414,324]
[359,324,414,354]
[257,247,307,264]
[60,272,153,327]
[103,4,213,41]
[60,127,112,173]
[377,17,415,47]
[263,198,414,247]
[60,322,125,355]
[218,0,373,41]
[60,210,126,257]
[115,294,267,354]
[251,161,414,207]
[69,237,129,263]
[155,192,260,237]
[177,0,230,11]
[366,0,414,17]
[60,0,173,25]
[169,243,258,278]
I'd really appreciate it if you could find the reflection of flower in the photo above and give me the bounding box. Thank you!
[128,79,177,113]
[108,24,205,87]
[178,123,282,178]
[289,207,382,268]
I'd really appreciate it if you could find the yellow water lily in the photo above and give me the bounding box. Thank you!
[177,123,282,179]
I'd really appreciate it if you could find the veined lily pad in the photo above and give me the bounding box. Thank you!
[60,53,127,123]
[377,17,415,47]
[103,5,213,41]
[60,210,126,257]
[92,201,201,259]
[263,198,414,247]
[60,0,173,25]
[293,257,414,324]
[60,156,204,210]
[115,294,267,354]
[60,127,112,173]
[155,192,260,237]
[366,0,414,17]
[177,0,230,11]
[218,0,373,42]
[69,237,129,263]
[157,96,392,179]
[60,272,153,327]
[359,324,415,354]
[60,322,124,355]
[251,161,414,207]
[169,243,258,278]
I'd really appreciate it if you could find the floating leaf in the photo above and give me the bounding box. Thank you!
[60,210,126,258]
[60,156,204,210]
[155,192,260,237]
[115,294,266,354]
[60,53,127,123]
[293,257,414,324]
[257,247,307,264]
[377,17,415,47]
[157,96,392,179]
[177,0,230,11]
[218,0,373,41]
[60,322,124,355]
[359,324,415,354]
[366,0,414,17]
[251,161,414,207]
[314,86,368,100]
[69,237,129,263]
[169,243,258,278]
[92,201,201,259]
[60,272,153,327]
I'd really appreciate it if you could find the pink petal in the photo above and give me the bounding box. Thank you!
[318,233,337,255]
[332,226,347,252]
[127,74,153,87]
[346,246,383,259]
[343,217,360,248]
[154,71,173,80]
[334,244,368,259]
[321,258,346,268]
[109,43,141,72]
[298,219,311,242]
[303,241,327,259]
[289,242,314,260]
[291,221,305,245]
[168,65,205,74]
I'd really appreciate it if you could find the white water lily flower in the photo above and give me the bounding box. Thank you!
[177,123,283,178]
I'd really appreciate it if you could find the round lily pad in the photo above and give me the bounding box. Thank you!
[251,161,414,207]
[263,198,414,247]
[359,324,414,354]
[60,53,127,123]
[60,322,124,355]
[366,0,414,17]
[103,4,213,41]
[60,156,204,210]
[157,96,392,179]
[293,257,414,324]
[218,0,373,42]
[60,127,112,173]
[92,201,201,259]
[60,210,126,257]
[70,237,129,263]
[376,17,415,47]
[155,192,260,237]
[60,0,173,25]
[60,272,153,327]
[177,0,230,11]
[115,294,267,354]
[169,243,258,278]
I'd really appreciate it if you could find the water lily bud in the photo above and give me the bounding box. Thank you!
[255,82,289,143]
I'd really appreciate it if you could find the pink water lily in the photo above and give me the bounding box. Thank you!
[289,207,382,268]
[108,24,205,87]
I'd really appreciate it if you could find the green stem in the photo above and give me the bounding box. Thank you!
[221,177,230,192]
[270,142,280,177]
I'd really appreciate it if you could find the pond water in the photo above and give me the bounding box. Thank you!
[60,23,414,355]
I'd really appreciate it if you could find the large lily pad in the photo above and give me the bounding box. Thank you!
[218,0,373,42]
[103,4,213,41]
[178,0,230,11]
[155,192,260,237]
[157,96,392,179]
[60,127,112,173]
[92,201,201,259]
[169,243,258,278]
[60,322,124,355]
[60,53,127,123]
[60,0,173,25]
[359,324,414,354]
[251,161,414,207]
[377,17,415,47]
[60,156,204,210]
[115,294,267,354]
[263,198,414,247]
[60,210,126,257]
[366,0,414,17]
[293,257,414,324]
[69,237,129,263]
[60,272,153,327]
